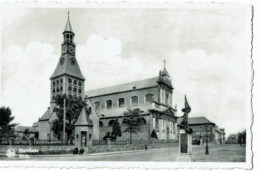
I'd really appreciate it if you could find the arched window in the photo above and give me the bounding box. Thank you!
[118,98,125,107]
[106,100,112,109]
[56,80,59,84]
[68,86,72,91]
[73,87,77,92]
[99,121,103,127]
[60,78,63,83]
[108,120,115,126]
[68,78,72,84]
[78,89,81,93]
[145,94,154,104]
[73,80,77,85]
[56,87,60,92]
[76,134,79,139]
[60,86,63,91]
[52,88,55,93]
[138,118,146,125]
[53,81,55,86]
[131,96,138,105]
[122,119,128,125]
[78,81,82,86]
[95,101,101,110]
[155,117,159,129]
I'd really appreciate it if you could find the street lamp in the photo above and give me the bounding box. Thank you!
[205,125,209,155]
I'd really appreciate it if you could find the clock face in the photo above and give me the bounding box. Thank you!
[69,45,75,54]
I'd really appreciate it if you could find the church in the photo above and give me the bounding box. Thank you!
[34,14,179,145]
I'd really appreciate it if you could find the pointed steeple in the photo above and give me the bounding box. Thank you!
[158,60,173,89]
[64,11,73,32]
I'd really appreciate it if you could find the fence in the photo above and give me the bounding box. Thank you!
[0,138,74,146]
[92,139,178,146]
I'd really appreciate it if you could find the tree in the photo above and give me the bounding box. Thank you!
[111,119,122,140]
[51,94,86,143]
[151,129,158,139]
[0,107,17,139]
[123,108,143,144]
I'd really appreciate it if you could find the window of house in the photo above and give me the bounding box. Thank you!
[52,88,55,93]
[68,78,72,84]
[145,94,154,104]
[60,78,63,83]
[57,87,60,92]
[118,98,125,107]
[56,80,59,84]
[131,96,138,105]
[166,92,169,105]
[53,81,55,86]
[78,89,81,93]
[73,87,77,92]
[95,102,101,110]
[78,81,82,86]
[106,100,112,109]
[108,120,115,126]
[60,86,63,91]
[73,80,77,85]
[68,86,72,91]
[99,121,103,127]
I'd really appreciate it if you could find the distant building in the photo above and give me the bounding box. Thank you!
[178,117,225,144]
[226,130,246,145]
[14,126,38,139]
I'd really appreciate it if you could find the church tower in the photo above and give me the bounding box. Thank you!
[50,13,85,103]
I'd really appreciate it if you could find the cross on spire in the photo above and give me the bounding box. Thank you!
[163,60,166,70]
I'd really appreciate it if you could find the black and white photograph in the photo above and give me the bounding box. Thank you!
[0,1,256,170]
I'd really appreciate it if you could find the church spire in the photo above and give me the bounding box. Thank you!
[64,11,73,32]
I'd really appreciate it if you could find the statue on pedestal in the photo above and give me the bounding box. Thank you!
[178,95,193,134]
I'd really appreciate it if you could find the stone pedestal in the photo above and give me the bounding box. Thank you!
[29,138,34,146]
[175,129,194,162]
[107,138,111,151]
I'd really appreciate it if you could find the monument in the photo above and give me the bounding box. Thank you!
[175,95,194,162]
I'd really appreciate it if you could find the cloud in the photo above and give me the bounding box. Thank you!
[1,41,57,126]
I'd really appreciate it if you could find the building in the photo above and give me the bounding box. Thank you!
[14,126,38,139]
[178,117,225,144]
[36,14,179,144]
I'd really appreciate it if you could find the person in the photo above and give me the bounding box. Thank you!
[145,144,148,151]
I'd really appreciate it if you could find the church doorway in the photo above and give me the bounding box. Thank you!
[81,131,87,146]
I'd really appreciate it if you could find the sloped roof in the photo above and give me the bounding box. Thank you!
[14,126,37,133]
[177,116,215,125]
[75,107,93,126]
[50,56,85,80]
[86,77,158,97]
[39,108,52,121]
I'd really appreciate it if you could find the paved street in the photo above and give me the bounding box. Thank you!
[0,144,245,162]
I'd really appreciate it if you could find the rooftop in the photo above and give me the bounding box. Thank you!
[86,77,158,97]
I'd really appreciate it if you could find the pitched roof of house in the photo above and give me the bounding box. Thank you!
[74,107,93,126]
[189,117,215,125]
[86,77,159,97]
[50,57,85,80]
[39,107,52,121]
[14,126,37,133]
[178,116,215,125]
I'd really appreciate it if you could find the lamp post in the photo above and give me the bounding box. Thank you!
[205,125,209,154]
[199,127,202,145]
[63,96,66,145]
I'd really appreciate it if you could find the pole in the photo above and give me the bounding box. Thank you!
[63,97,66,144]
[205,126,209,154]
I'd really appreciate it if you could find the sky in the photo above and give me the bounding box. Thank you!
[0,5,252,136]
